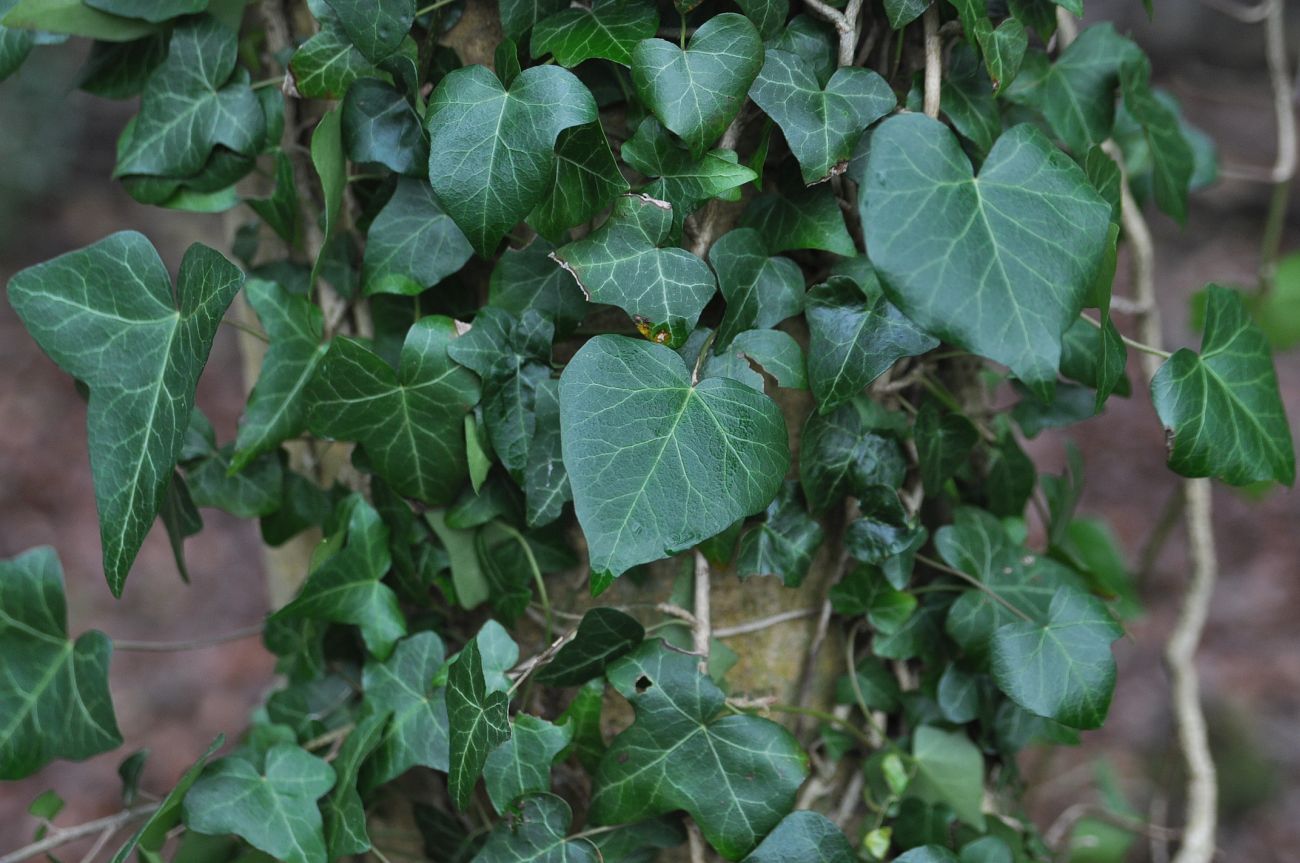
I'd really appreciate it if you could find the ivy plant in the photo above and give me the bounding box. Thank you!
[0,1,1292,862]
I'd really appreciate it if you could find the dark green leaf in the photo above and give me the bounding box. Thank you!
[973,17,1026,91]
[1119,54,1194,223]
[1059,316,1128,412]
[323,0,414,62]
[474,793,599,862]
[529,122,629,242]
[159,472,202,582]
[364,178,473,295]
[735,0,786,38]
[531,0,658,67]
[1151,285,1295,486]
[740,183,856,256]
[448,633,512,810]
[882,0,928,28]
[537,608,646,686]
[727,329,807,390]
[7,233,242,594]
[75,34,166,97]
[483,715,573,813]
[187,444,282,518]
[591,641,808,859]
[559,335,789,583]
[800,399,906,513]
[322,705,389,857]
[342,78,428,175]
[110,737,222,863]
[289,3,383,99]
[427,64,597,255]
[708,227,803,348]
[914,400,978,495]
[742,811,854,863]
[863,113,1111,399]
[490,238,589,334]
[307,316,481,503]
[524,378,571,527]
[736,480,824,586]
[630,13,763,157]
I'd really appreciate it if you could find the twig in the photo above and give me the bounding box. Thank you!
[713,608,818,638]
[113,623,265,652]
[302,722,354,753]
[922,4,942,118]
[1078,313,1172,359]
[1197,0,1271,23]
[1046,802,1182,856]
[0,805,161,863]
[804,0,859,66]
[655,602,698,625]
[692,551,712,673]
[687,821,709,863]
[1259,0,1295,289]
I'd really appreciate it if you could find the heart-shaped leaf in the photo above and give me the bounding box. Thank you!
[708,227,804,348]
[7,232,242,595]
[528,122,629,242]
[448,632,512,810]
[1151,285,1295,486]
[475,793,600,862]
[862,114,1111,399]
[531,0,657,67]
[750,50,894,183]
[742,811,855,863]
[559,335,789,583]
[363,178,473,295]
[360,631,450,786]
[740,183,856,256]
[551,194,716,347]
[323,0,413,62]
[631,13,763,157]
[427,64,596,255]
[736,480,824,587]
[536,607,645,686]
[342,78,427,176]
[483,715,573,813]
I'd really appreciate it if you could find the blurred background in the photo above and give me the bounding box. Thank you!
[0,2,1297,860]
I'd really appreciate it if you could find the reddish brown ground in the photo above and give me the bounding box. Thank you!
[0,7,1296,861]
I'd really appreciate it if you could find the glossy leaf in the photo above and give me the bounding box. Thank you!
[362,631,451,785]
[342,78,428,176]
[324,0,414,62]
[1151,285,1294,486]
[740,183,855,256]
[307,316,481,504]
[0,547,121,780]
[1119,54,1194,222]
[530,0,657,67]
[473,793,599,862]
[708,227,803,348]
[727,329,808,390]
[536,608,645,686]
[524,378,571,527]
[529,122,629,242]
[863,113,1111,399]
[448,634,512,810]
[742,811,855,863]
[322,705,389,857]
[559,335,789,583]
[490,238,589,334]
[364,178,473,295]
[800,399,906,514]
[427,64,597,255]
[736,480,824,587]
[591,641,808,859]
[483,715,573,813]
[7,233,242,595]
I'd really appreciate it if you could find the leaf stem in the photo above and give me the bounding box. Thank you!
[914,553,1034,622]
[221,317,269,343]
[500,524,551,644]
[0,805,161,863]
[752,703,877,751]
[416,0,457,15]
[113,623,265,652]
[692,551,711,673]
[1078,313,1171,359]
[250,76,282,90]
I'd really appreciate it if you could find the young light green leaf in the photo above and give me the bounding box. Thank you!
[7,233,242,595]
[551,194,716,347]
[115,17,264,178]
[448,634,512,810]
[749,50,894,183]
[323,0,414,62]
[536,607,645,686]
[427,64,597,255]
[1151,285,1295,486]
[907,726,986,829]
[805,274,937,415]
[342,78,428,176]
[742,811,855,863]
[559,335,789,584]
[307,316,481,504]
[473,793,600,863]
[183,744,336,863]
[736,480,825,587]
[740,183,856,256]
[708,227,804,348]
[989,589,1123,729]
[530,0,658,67]
[630,13,763,157]
[591,640,808,859]
[483,715,573,813]
[529,122,629,242]
[322,704,390,858]
[427,510,491,609]
[0,547,121,780]
[490,238,589,334]
[364,178,473,295]
[361,631,451,786]
[272,495,407,659]
[862,113,1111,400]
[232,279,328,470]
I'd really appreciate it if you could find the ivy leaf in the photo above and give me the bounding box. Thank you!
[483,715,573,813]
[524,378,572,528]
[364,178,473,295]
[908,726,985,829]
[708,227,804,348]
[621,118,756,238]
[1059,316,1128,413]
[83,0,205,22]
[972,17,1026,91]
[727,329,808,390]
[342,78,428,176]
[551,194,716,347]
[490,238,589,334]
[559,335,789,584]
[115,17,264,178]
[361,631,450,786]
[800,399,906,514]
[914,400,978,495]
[473,793,599,862]
[7,233,242,595]
[735,0,786,38]
[742,811,855,863]
[536,608,645,686]
[1,0,157,40]
[805,274,937,415]
[183,743,336,863]
[1002,24,1139,153]
[592,640,808,859]
[322,704,390,858]
[289,18,380,99]
[323,0,413,63]
[448,633,512,810]
[427,64,597,256]
[749,51,894,183]
[1151,285,1295,486]
[0,20,33,81]
[989,589,1123,729]
[882,0,927,29]
[500,0,567,39]
[232,279,327,471]
[1119,54,1194,223]
[630,13,763,157]
[0,547,121,780]
[736,480,825,587]
[529,122,629,242]
[863,114,1111,400]
[272,495,407,659]
[740,183,856,256]
[185,442,282,518]
[530,0,658,67]
[306,316,481,504]
[109,737,222,863]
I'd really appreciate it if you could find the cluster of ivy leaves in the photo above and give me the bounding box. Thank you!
[0,0,1294,861]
